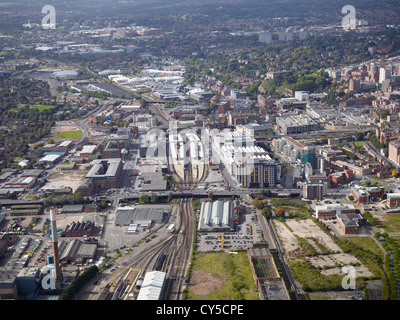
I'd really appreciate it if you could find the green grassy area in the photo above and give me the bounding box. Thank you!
[30,105,55,112]
[185,251,259,300]
[354,141,365,147]
[58,130,82,139]
[339,237,384,259]
[379,213,400,234]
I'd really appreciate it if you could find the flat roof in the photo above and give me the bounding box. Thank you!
[86,158,121,179]
[115,205,169,226]
[39,154,62,162]
[81,145,97,154]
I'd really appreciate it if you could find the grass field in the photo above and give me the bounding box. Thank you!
[379,213,400,233]
[186,251,259,300]
[30,105,55,112]
[338,237,384,259]
[354,141,365,147]
[58,130,82,139]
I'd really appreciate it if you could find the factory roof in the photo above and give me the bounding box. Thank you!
[80,145,97,154]
[198,200,234,231]
[136,271,166,300]
[115,205,168,226]
[86,158,121,179]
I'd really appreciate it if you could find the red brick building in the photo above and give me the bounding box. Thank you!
[336,213,363,235]
[387,193,400,209]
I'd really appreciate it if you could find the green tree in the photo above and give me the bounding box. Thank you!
[150,193,158,204]
[261,207,272,219]
[139,194,149,204]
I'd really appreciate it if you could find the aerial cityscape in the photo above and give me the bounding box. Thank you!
[1,0,400,307]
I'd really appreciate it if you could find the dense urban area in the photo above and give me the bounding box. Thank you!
[1,0,400,304]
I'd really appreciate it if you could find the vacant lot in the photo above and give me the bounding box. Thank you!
[42,172,85,192]
[186,251,259,300]
[273,218,375,280]
[274,219,342,256]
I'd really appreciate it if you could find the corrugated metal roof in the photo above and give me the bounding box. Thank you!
[136,271,166,300]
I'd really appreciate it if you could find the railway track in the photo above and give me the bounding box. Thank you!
[114,130,205,300]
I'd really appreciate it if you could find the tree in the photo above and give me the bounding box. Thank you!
[252,198,265,210]
[139,194,149,204]
[100,200,108,209]
[275,207,285,218]
[261,207,272,219]
[150,193,158,204]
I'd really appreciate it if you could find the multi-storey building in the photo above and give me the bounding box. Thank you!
[272,136,316,168]
[213,130,281,188]
[387,193,400,209]
[302,182,326,200]
[388,140,400,166]
[77,158,122,196]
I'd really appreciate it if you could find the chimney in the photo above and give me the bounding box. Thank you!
[50,208,62,289]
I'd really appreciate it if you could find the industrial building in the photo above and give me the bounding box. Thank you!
[115,205,169,227]
[248,244,289,300]
[197,200,240,232]
[61,220,94,237]
[58,239,97,265]
[87,82,133,98]
[136,271,167,300]
[77,158,122,196]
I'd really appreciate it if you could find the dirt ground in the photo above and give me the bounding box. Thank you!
[42,172,85,192]
[273,219,374,278]
[186,270,226,297]
[274,219,342,255]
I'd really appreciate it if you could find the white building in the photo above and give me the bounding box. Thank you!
[379,67,391,84]
[136,271,166,300]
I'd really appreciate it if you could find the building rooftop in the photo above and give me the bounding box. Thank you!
[86,158,122,179]
[136,271,166,300]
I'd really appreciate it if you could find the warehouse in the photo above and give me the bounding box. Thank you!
[115,205,169,226]
[197,200,235,232]
[62,220,94,237]
[136,271,166,300]
[38,154,62,164]
[58,239,97,265]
